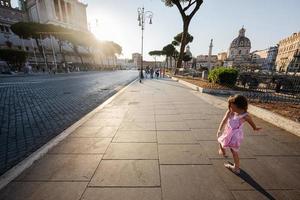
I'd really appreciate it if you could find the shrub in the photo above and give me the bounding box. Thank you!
[208,67,238,86]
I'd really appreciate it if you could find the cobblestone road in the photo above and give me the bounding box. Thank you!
[0,71,138,175]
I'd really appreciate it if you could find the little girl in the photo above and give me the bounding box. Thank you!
[217,95,261,174]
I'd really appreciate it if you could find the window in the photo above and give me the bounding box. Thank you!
[0,25,4,32]
[5,26,9,32]
[25,46,29,51]
[239,50,242,55]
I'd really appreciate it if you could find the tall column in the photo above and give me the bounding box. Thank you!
[57,0,63,21]
[208,39,213,71]
[65,1,69,23]
[35,0,41,23]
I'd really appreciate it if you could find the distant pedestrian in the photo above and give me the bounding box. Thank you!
[216,95,261,174]
[150,68,154,79]
[155,69,159,78]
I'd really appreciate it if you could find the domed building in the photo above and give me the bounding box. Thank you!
[225,27,252,67]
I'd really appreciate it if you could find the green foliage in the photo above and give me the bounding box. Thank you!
[174,32,194,45]
[100,41,122,57]
[162,44,176,57]
[0,49,28,70]
[182,53,192,62]
[149,50,164,56]
[208,67,238,86]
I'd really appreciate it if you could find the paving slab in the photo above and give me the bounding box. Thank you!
[103,143,158,159]
[158,144,211,164]
[113,132,157,143]
[212,157,300,190]
[89,160,160,187]
[17,154,102,181]
[119,122,156,131]
[199,140,254,159]
[49,138,111,154]
[157,131,197,144]
[155,114,183,122]
[186,119,220,129]
[81,188,162,200]
[0,182,87,200]
[156,122,190,131]
[70,126,102,137]
[160,165,234,200]
[243,136,299,156]
[70,126,118,138]
[191,129,219,141]
[232,190,300,200]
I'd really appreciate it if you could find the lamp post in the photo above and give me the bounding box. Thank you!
[137,7,153,83]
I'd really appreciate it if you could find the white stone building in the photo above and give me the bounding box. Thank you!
[224,27,252,67]
[0,0,105,72]
[26,0,88,31]
[276,32,300,73]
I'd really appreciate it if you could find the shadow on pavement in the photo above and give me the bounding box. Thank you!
[227,162,276,200]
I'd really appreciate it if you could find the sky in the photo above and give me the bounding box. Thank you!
[11,0,300,61]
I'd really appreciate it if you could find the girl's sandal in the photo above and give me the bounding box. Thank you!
[224,163,240,174]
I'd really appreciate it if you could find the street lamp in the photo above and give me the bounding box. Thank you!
[137,7,153,83]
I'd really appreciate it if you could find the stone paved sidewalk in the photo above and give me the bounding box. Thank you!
[0,78,300,200]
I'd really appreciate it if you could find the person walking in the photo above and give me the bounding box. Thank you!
[217,95,261,174]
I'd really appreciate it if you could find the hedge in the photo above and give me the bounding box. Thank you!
[208,67,238,86]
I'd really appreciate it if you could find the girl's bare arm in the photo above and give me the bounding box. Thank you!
[217,110,231,136]
[244,115,261,131]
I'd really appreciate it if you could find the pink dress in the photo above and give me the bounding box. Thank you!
[218,112,248,152]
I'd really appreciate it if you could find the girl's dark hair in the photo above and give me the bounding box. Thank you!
[228,94,248,111]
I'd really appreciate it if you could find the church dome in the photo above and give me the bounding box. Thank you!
[230,27,251,48]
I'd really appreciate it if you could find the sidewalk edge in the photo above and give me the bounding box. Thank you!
[175,77,300,137]
[0,78,138,190]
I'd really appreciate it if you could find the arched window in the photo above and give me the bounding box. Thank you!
[239,50,242,55]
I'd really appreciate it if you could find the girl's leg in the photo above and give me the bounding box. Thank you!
[218,143,227,157]
[230,148,240,170]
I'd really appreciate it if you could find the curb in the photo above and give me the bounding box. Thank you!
[173,77,300,137]
[0,78,138,190]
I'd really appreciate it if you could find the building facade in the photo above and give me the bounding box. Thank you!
[217,52,227,62]
[264,46,278,71]
[132,53,142,67]
[275,32,300,73]
[251,49,268,68]
[0,0,44,70]
[25,0,88,31]
[196,54,218,69]
[224,27,252,67]
[0,0,104,72]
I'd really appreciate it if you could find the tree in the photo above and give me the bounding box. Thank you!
[149,50,164,68]
[162,0,203,73]
[173,32,194,46]
[182,52,192,67]
[100,41,122,68]
[0,49,27,71]
[162,44,177,71]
